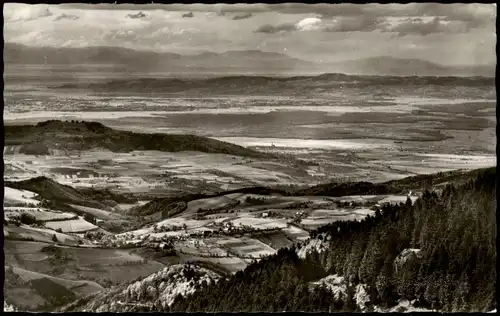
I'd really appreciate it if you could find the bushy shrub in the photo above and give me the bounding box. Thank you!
[20,213,36,225]
[83,213,97,224]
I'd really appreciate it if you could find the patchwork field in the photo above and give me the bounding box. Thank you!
[69,204,120,220]
[10,266,103,295]
[2,149,318,196]
[4,265,104,311]
[216,236,277,258]
[301,216,361,228]
[5,167,444,289]
[44,217,99,233]
[4,225,83,246]
[3,128,495,197]
[4,187,41,206]
[377,195,419,205]
[185,195,240,214]
[282,225,310,241]
[4,240,166,289]
[229,216,289,230]
[4,207,77,221]
[251,230,295,249]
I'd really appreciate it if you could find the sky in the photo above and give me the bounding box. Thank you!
[3,3,496,66]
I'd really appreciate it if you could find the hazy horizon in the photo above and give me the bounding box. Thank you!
[4,3,496,68]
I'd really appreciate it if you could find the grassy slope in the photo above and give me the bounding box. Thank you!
[4,264,103,311]
[5,176,137,210]
[4,177,142,232]
[131,186,287,217]
[4,120,268,158]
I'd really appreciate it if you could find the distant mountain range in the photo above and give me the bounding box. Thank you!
[326,56,495,77]
[4,42,494,77]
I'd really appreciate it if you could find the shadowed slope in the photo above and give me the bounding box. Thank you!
[4,120,269,158]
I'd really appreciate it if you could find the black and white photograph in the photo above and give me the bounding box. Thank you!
[2,3,497,313]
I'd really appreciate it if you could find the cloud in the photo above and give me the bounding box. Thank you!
[55,3,495,34]
[322,16,389,32]
[232,12,253,20]
[295,17,322,31]
[271,3,494,26]
[58,3,495,21]
[274,3,366,16]
[255,17,324,34]
[182,12,194,18]
[401,3,494,25]
[5,4,53,22]
[105,29,138,41]
[126,11,147,19]
[60,3,269,13]
[54,13,80,21]
[256,16,388,34]
[385,17,471,37]
[254,23,297,34]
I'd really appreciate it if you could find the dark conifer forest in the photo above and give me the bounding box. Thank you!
[166,167,496,312]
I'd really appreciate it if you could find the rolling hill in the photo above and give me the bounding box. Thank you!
[4,176,137,210]
[294,167,495,197]
[130,167,493,219]
[4,120,269,158]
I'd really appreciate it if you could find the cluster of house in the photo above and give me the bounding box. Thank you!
[59,171,102,180]
[147,241,174,250]
[291,210,307,222]
[257,210,286,219]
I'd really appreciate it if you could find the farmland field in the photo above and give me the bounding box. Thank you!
[212,236,277,258]
[69,204,120,220]
[4,207,77,221]
[4,225,83,245]
[4,240,166,287]
[45,217,99,233]
[4,187,41,206]
[377,195,419,205]
[251,230,295,249]
[282,226,310,241]
[2,149,319,196]
[229,216,289,230]
[10,266,103,294]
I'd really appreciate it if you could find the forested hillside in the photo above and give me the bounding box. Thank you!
[166,167,496,312]
[4,120,268,158]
